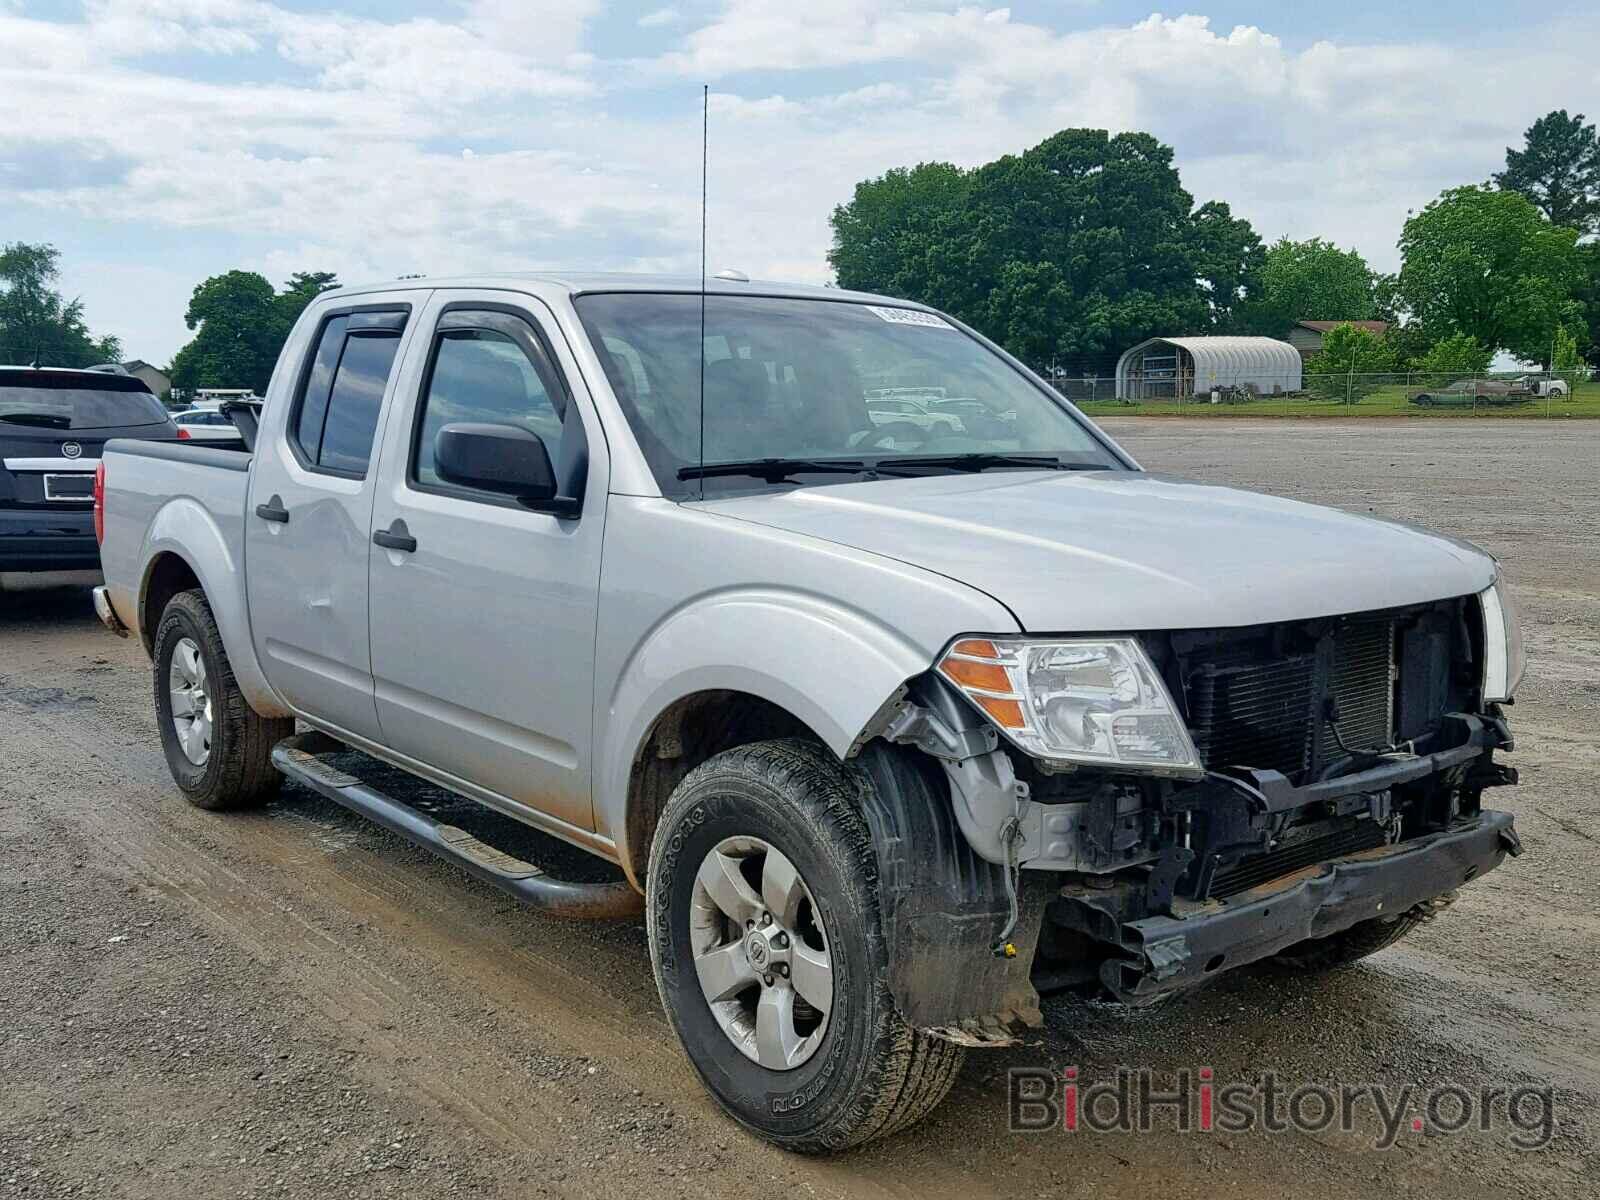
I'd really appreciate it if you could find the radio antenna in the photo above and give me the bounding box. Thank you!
[697,83,709,501]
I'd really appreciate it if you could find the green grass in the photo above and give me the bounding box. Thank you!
[1076,382,1600,419]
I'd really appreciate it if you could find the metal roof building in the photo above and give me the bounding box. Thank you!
[1115,336,1302,400]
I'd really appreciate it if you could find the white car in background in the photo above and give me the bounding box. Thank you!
[865,395,965,436]
[171,408,241,441]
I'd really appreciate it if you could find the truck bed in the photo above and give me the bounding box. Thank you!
[98,438,253,650]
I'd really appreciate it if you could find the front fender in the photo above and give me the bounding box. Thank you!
[596,586,936,864]
[139,498,288,718]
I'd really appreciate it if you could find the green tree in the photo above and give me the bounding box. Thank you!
[1304,322,1396,401]
[827,162,972,310]
[1242,237,1376,338]
[170,269,340,396]
[169,271,281,395]
[1574,242,1600,370]
[0,242,122,366]
[828,128,1263,364]
[1494,109,1600,234]
[1410,332,1493,376]
[1551,326,1583,377]
[1395,185,1583,362]
[1191,200,1265,332]
[277,270,340,329]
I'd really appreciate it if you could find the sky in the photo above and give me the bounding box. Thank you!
[1,0,1596,366]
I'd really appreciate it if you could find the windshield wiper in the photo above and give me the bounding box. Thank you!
[0,413,72,429]
[873,453,1096,475]
[678,457,870,483]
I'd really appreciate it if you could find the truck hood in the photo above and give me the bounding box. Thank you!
[700,470,1496,632]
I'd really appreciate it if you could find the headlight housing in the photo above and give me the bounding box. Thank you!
[937,637,1203,777]
[1479,569,1525,703]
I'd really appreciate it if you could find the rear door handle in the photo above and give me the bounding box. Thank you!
[372,519,417,554]
[255,495,289,523]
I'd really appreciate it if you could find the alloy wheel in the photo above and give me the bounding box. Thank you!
[689,836,833,1070]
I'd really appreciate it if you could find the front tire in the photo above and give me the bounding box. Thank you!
[152,589,292,811]
[646,739,964,1153]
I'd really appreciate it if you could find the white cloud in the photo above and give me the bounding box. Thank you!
[3,2,1596,363]
[638,7,683,29]
[461,0,602,61]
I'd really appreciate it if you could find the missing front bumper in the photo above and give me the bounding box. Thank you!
[1059,809,1519,1004]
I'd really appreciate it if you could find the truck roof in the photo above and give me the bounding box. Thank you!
[325,272,931,309]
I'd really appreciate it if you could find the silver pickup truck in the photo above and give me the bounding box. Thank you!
[94,274,1524,1152]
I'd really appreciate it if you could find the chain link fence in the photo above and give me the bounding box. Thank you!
[1039,369,1596,418]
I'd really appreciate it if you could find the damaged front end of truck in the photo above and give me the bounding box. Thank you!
[858,581,1524,1041]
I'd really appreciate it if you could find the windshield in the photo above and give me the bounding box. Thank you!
[0,378,170,430]
[573,294,1122,496]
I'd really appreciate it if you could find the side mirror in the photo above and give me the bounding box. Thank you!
[434,422,558,503]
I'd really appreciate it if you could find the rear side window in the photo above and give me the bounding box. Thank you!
[291,311,407,476]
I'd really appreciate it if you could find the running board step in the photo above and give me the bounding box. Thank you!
[271,732,642,920]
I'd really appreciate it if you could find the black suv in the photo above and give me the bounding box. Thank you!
[1,367,177,574]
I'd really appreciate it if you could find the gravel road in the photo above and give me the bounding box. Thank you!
[1,418,1594,1198]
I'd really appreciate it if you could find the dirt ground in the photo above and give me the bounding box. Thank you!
[1,417,1594,1199]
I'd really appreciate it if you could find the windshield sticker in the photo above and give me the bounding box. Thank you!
[865,306,957,331]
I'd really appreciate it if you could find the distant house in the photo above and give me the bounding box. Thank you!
[1288,321,1390,363]
[121,360,172,398]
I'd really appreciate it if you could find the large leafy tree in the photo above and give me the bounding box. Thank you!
[170,269,340,395]
[1574,242,1600,370]
[1190,200,1266,332]
[1494,109,1600,234]
[1395,185,1583,362]
[170,271,281,395]
[828,129,1263,364]
[0,242,122,367]
[1243,237,1376,338]
[277,270,341,328]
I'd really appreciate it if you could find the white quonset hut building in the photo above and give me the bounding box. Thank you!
[1115,336,1302,400]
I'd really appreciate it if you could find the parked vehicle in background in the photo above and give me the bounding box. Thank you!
[95,274,1525,1152]
[865,393,966,438]
[172,408,245,442]
[1,366,176,575]
[1518,376,1570,399]
[1411,378,1532,407]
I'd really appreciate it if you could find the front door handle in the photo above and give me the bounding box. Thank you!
[373,519,417,554]
[255,495,289,523]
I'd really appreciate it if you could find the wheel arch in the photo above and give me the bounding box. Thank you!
[136,507,289,719]
[139,551,200,656]
[596,586,943,888]
[617,688,834,890]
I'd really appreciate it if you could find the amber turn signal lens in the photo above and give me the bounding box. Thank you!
[939,658,1011,693]
[974,694,1025,729]
[950,638,999,659]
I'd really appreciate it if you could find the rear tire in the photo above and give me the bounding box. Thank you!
[152,588,292,811]
[646,739,964,1153]
[1271,893,1455,972]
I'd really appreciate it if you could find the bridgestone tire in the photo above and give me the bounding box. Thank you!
[646,739,964,1153]
[152,589,293,811]
[1271,893,1455,972]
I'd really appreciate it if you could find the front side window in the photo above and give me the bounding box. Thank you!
[574,294,1121,496]
[412,316,565,493]
[291,312,406,476]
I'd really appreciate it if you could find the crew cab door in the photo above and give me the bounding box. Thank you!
[246,295,425,740]
[366,292,607,833]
